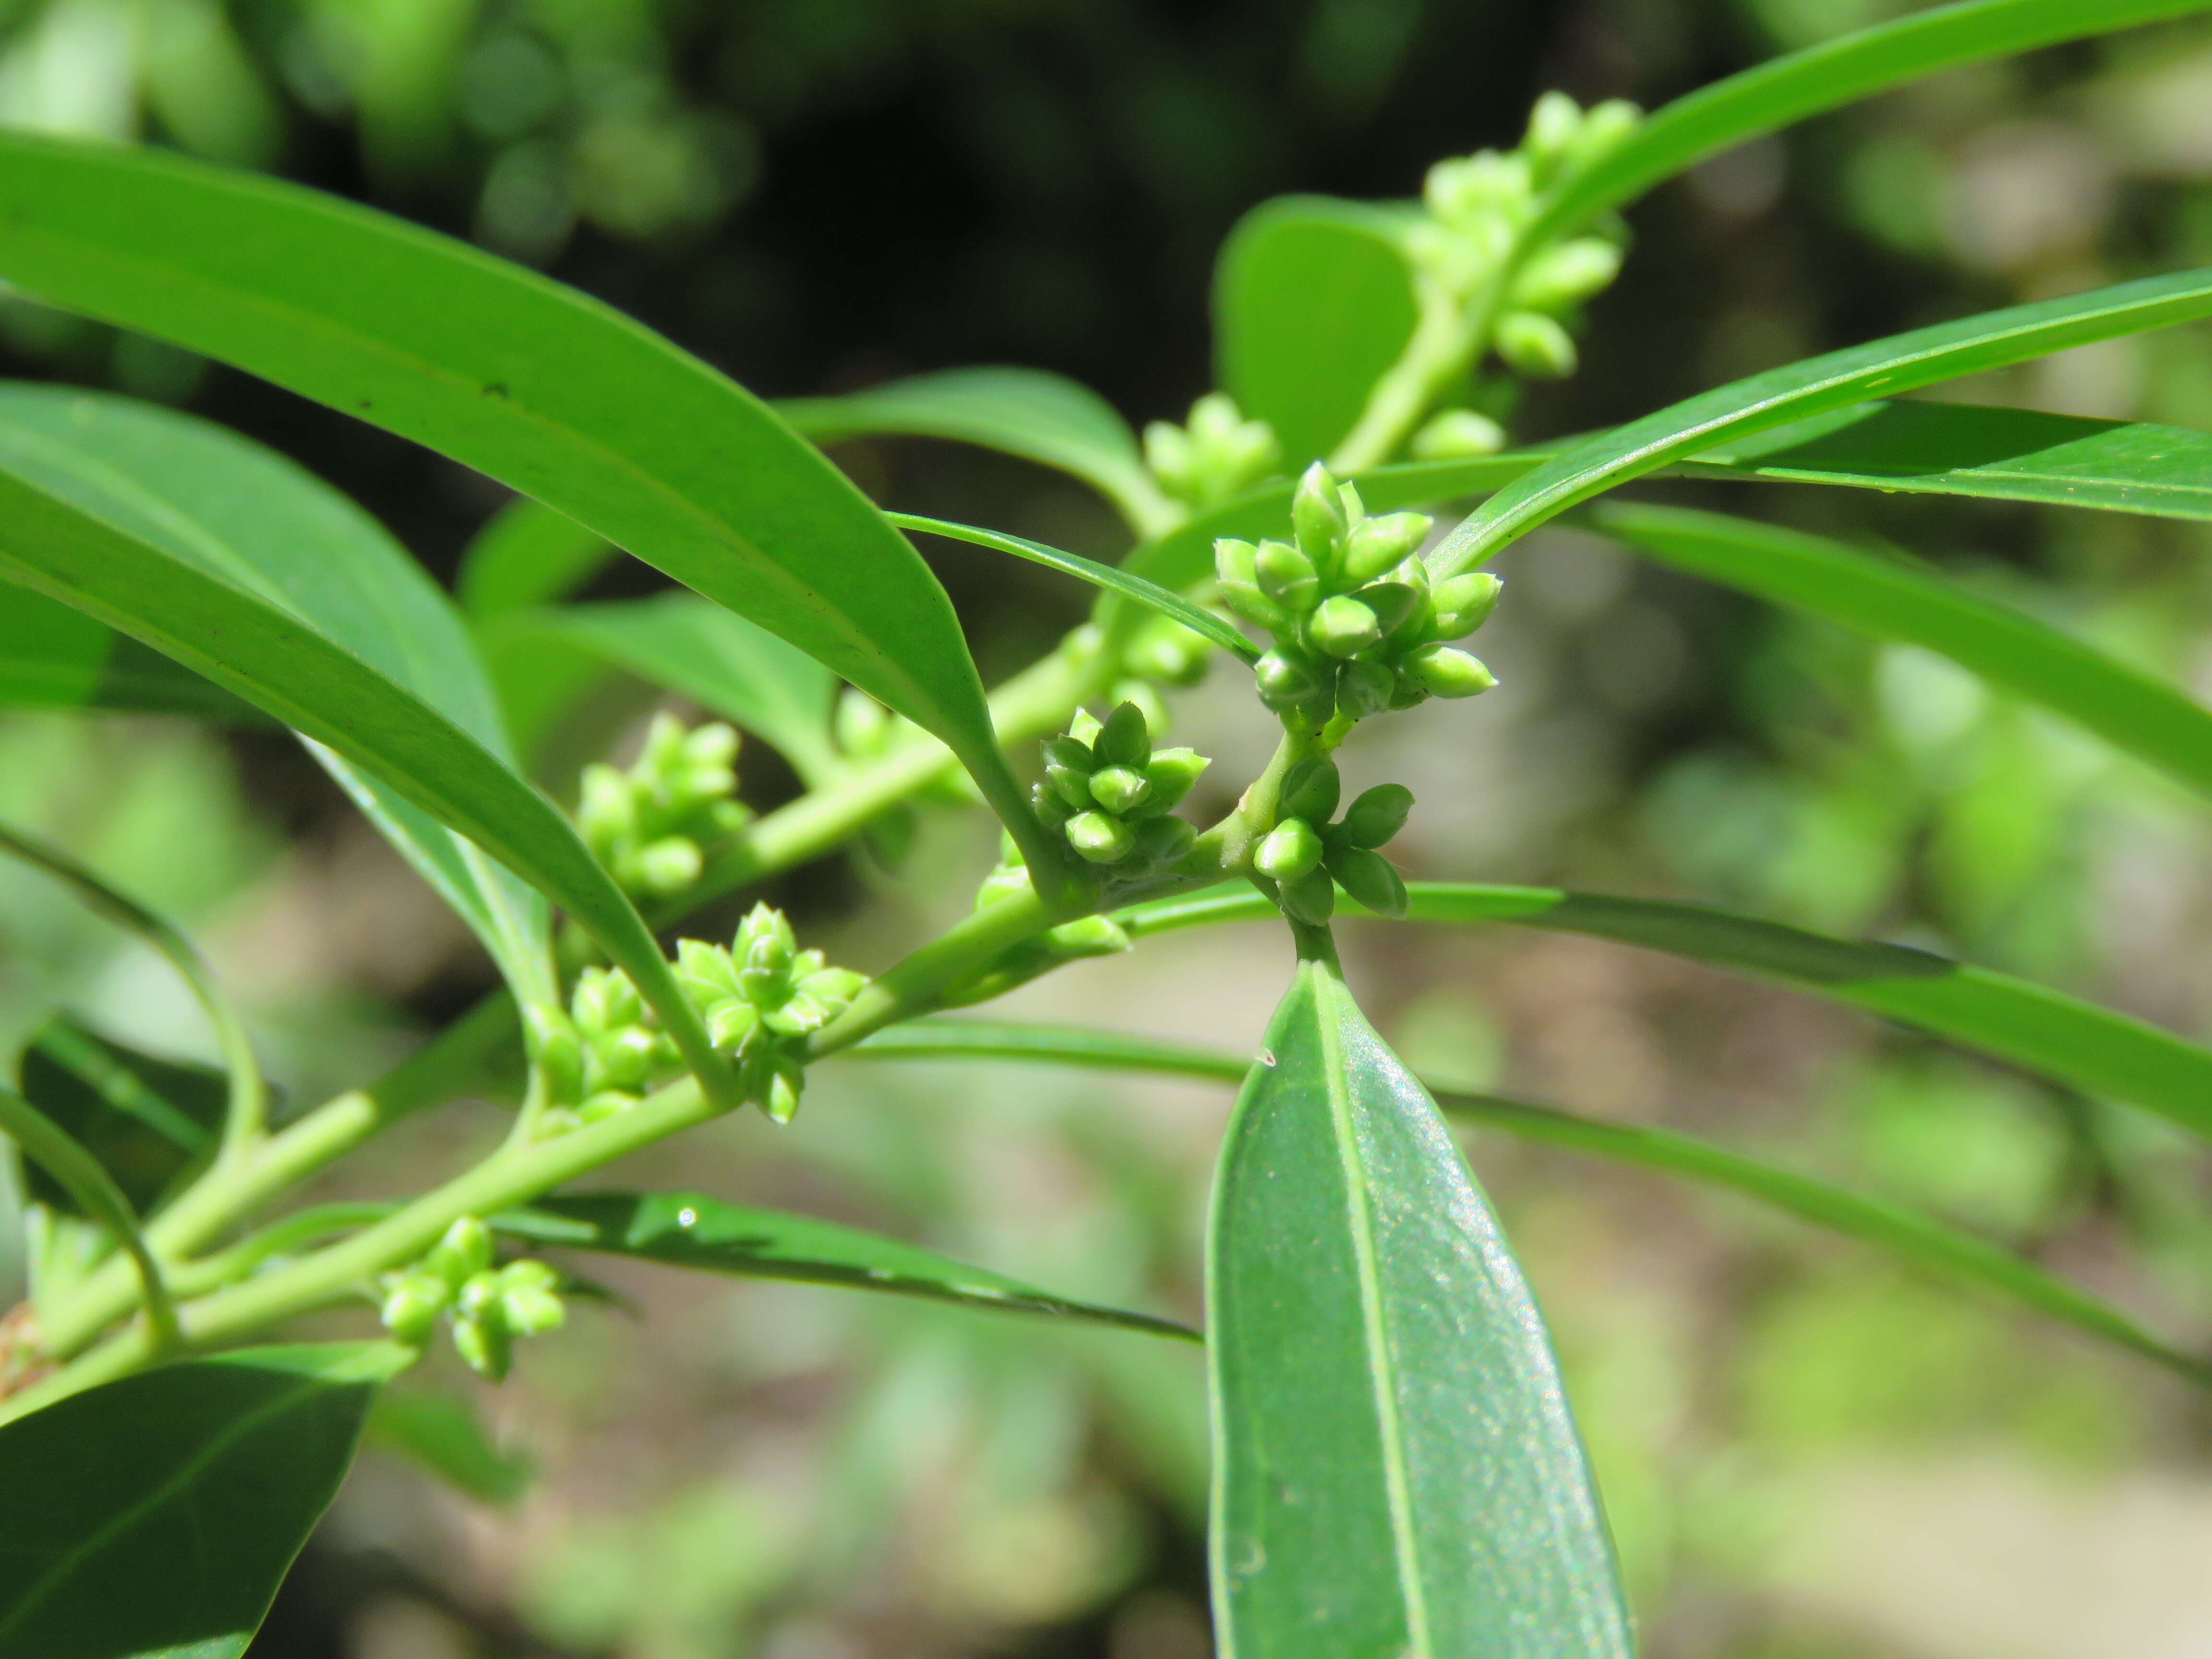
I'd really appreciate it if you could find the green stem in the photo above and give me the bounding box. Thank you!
[1330,289,1485,475]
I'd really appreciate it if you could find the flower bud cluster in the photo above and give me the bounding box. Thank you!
[533,965,684,1131]
[1032,701,1209,879]
[674,903,867,1123]
[1215,463,1500,731]
[974,831,1132,961]
[379,1216,565,1382]
[1143,392,1281,512]
[1255,756,1413,926]
[835,690,979,806]
[578,714,752,899]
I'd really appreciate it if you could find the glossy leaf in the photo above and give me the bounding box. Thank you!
[1433,270,2212,572]
[0,385,553,1005]
[853,1019,2212,1386]
[0,134,1047,870]
[1530,0,2212,247]
[1209,962,1631,1655]
[0,1342,405,1659]
[1119,885,2212,1139]
[1594,501,2212,800]
[482,593,842,782]
[368,1387,534,1504]
[1215,196,1422,468]
[457,497,617,618]
[889,512,1260,662]
[778,366,1177,536]
[495,1190,1197,1341]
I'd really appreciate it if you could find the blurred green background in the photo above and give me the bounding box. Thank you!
[5,0,2212,1655]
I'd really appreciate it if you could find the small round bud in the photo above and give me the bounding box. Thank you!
[379,1267,450,1346]
[764,1062,804,1125]
[578,1089,638,1124]
[1566,100,1640,173]
[527,1010,586,1105]
[1046,914,1133,958]
[1132,747,1209,817]
[1088,765,1153,814]
[427,1216,493,1287]
[1512,238,1623,312]
[1328,846,1409,918]
[1066,811,1135,865]
[1430,572,1503,637]
[765,990,833,1036]
[1130,814,1197,869]
[498,1260,567,1336]
[1214,537,1260,589]
[975,864,1033,910]
[1256,817,1325,883]
[1496,311,1577,379]
[1218,580,1287,630]
[706,998,760,1051]
[1403,643,1498,699]
[1254,647,1331,714]
[1067,708,1105,748]
[1354,582,1424,638]
[1336,659,1395,722]
[1279,756,1341,825]
[629,836,702,895]
[1524,90,1583,175]
[1338,783,1414,849]
[453,1313,512,1382]
[1411,410,1508,460]
[1309,596,1381,658]
[835,690,892,758]
[1424,150,1531,229]
[1277,867,1336,926]
[1144,419,1196,494]
[1291,462,1348,572]
[1096,701,1151,768]
[1254,539,1320,613]
[1341,512,1433,585]
[675,938,742,1004]
[1128,617,1211,686]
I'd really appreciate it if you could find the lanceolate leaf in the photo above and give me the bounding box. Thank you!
[0,581,261,719]
[494,1191,1197,1341]
[0,386,553,1005]
[1118,885,2212,1139]
[778,366,1178,537]
[457,497,617,619]
[1593,502,2212,801]
[1434,270,2212,572]
[1209,962,1631,1656]
[888,513,1260,662]
[852,1020,2212,1387]
[0,134,1049,873]
[0,1343,406,1659]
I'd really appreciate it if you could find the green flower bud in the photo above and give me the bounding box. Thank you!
[1512,238,1623,312]
[1130,814,1197,869]
[1430,573,1503,638]
[1309,595,1382,659]
[1277,867,1336,926]
[1088,765,1152,814]
[1218,580,1287,631]
[1523,90,1583,176]
[575,764,636,856]
[1143,418,1195,495]
[1066,811,1134,865]
[1278,756,1341,825]
[803,965,867,1012]
[426,1216,493,1288]
[1254,648,1331,715]
[1355,582,1424,638]
[1410,409,1508,460]
[1046,914,1132,958]
[975,863,1033,909]
[628,835,702,895]
[1565,100,1640,173]
[498,1259,566,1337]
[1254,538,1320,613]
[1096,700,1151,768]
[379,1265,450,1346]
[1043,736,1096,811]
[453,1312,512,1382]
[578,1090,638,1124]
[1067,708,1105,748]
[765,991,833,1035]
[1109,679,1171,744]
[1132,747,1209,817]
[1128,616,1212,686]
[571,967,644,1036]
[1336,659,1395,722]
[1256,817,1325,883]
[675,938,742,1005]
[1214,536,1260,589]
[764,1061,804,1125]
[1423,150,1531,229]
[1328,845,1409,918]
[1496,311,1577,378]
[1404,643,1498,699]
[735,903,797,968]
[1337,783,1413,849]
[835,688,892,758]
[527,1009,586,1106]
[1291,462,1348,573]
[1341,512,1433,585]
[706,998,760,1051]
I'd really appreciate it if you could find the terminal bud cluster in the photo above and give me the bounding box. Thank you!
[1032,701,1210,881]
[1143,391,1281,512]
[676,904,869,1123]
[577,714,751,898]
[379,1216,565,1381]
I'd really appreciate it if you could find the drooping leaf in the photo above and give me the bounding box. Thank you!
[1215,196,1423,469]
[16,1016,223,1214]
[457,497,618,619]
[1434,270,2212,572]
[888,513,1259,662]
[494,1191,1197,1341]
[0,134,1047,870]
[367,1387,535,1504]
[1593,501,2212,800]
[1118,885,2212,1139]
[852,1019,2212,1386]
[0,385,554,1005]
[1209,962,1632,1655]
[481,593,842,782]
[778,366,1177,536]
[0,1343,406,1659]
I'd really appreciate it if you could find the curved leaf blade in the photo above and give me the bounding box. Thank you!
[1209,962,1631,1656]
[1594,501,2212,800]
[457,497,617,619]
[495,1191,1197,1341]
[0,580,262,719]
[778,366,1176,536]
[1434,271,2212,571]
[0,133,1044,865]
[0,1342,405,1659]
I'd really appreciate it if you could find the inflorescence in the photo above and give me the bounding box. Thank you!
[1031,701,1210,886]
[577,713,751,899]
[380,1216,565,1381]
[1254,755,1412,926]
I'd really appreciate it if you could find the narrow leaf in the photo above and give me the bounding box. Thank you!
[0,1343,406,1659]
[778,366,1177,536]
[0,580,262,719]
[457,497,617,618]
[1593,501,2212,800]
[1209,962,1631,1655]
[17,1016,223,1214]
[494,1190,1197,1341]
[367,1387,534,1504]
[1434,271,2212,572]
[1118,885,2212,1139]
[889,512,1260,662]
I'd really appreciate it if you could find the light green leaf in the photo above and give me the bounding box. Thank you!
[494,1190,1197,1341]
[1592,501,2212,800]
[368,1387,534,1504]
[0,385,553,1005]
[0,580,262,719]
[481,593,842,783]
[778,366,1177,537]
[0,1342,406,1659]
[1434,270,2212,572]
[1215,196,1423,469]
[888,512,1260,663]
[1118,885,2212,1140]
[0,133,1049,872]
[1209,962,1631,1656]
[457,497,617,619]
[1530,0,2212,248]
[853,1019,2212,1387]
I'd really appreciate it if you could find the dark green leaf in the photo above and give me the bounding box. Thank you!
[1214,196,1422,469]
[16,1016,223,1214]
[367,1387,534,1504]
[0,1343,405,1659]
[0,134,1046,868]
[1435,271,2212,572]
[495,1191,1197,1341]
[457,497,617,619]
[1593,501,2212,800]
[778,366,1176,535]
[1209,962,1631,1654]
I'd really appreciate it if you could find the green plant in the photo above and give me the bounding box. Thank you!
[2,0,2211,1651]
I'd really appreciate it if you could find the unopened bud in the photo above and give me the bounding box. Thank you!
[1130,814,1197,869]
[1066,811,1135,865]
[1278,867,1337,926]
[1430,572,1503,637]
[1310,596,1381,659]
[1512,238,1623,312]
[835,690,892,758]
[1496,311,1577,378]
[1291,463,1348,573]
[764,1061,804,1124]
[706,998,760,1050]
[1355,582,1424,638]
[1524,91,1583,176]
[1566,101,1640,173]
[1046,914,1133,958]
[427,1216,494,1287]
[1254,539,1320,613]
[1404,643,1498,698]
[1278,757,1341,826]
[1088,765,1151,814]
[497,1260,567,1336]
[1328,845,1409,918]
[1129,747,1208,817]
[1411,409,1508,460]
[453,1312,512,1381]
[1342,512,1433,585]
[1214,537,1260,589]
[1336,659,1395,721]
[629,836,702,895]
[1256,817,1325,883]
[1338,783,1414,849]
[1096,701,1151,768]
[1254,647,1330,714]
[380,1266,450,1346]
